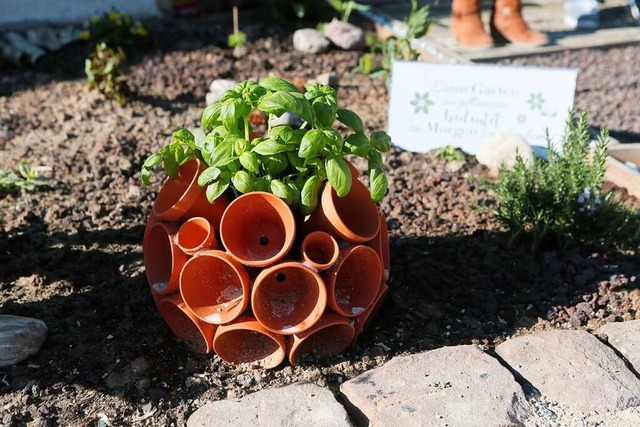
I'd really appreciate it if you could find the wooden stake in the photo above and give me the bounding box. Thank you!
[233,6,239,36]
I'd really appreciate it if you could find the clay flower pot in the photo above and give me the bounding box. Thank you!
[176,217,219,255]
[144,222,189,295]
[220,191,296,268]
[300,231,339,271]
[213,317,286,369]
[180,250,250,325]
[366,212,391,281]
[181,189,230,232]
[152,158,205,221]
[158,294,215,354]
[288,312,355,367]
[303,180,379,244]
[252,262,326,335]
[325,245,382,317]
[354,283,389,336]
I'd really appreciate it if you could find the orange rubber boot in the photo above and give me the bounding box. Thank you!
[491,0,549,45]
[451,0,494,48]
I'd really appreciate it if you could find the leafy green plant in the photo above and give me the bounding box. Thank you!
[494,111,640,249]
[357,0,431,80]
[141,77,392,215]
[79,9,147,51]
[0,161,46,194]
[325,0,370,22]
[85,42,127,104]
[434,145,465,162]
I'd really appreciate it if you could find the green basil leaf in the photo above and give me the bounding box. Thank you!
[325,154,352,198]
[270,179,296,205]
[143,152,163,169]
[301,175,323,216]
[232,137,250,154]
[369,164,388,202]
[322,128,343,151]
[258,92,299,117]
[368,150,383,167]
[164,154,179,179]
[227,158,241,173]
[201,103,221,129]
[172,128,195,146]
[291,92,316,125]
[198,166,221,187]
[201,138,215,165]
[371,131,392,152]
[345,133,371,157]
[286,151,306,172]
[337,108,365,133]
[299,129,325,159]
[232,170,254,194]
[252,139,294,155]
[210,139,235,167]
[239,151,260,174]
[286,180,301,207]
[140,168,151,186]
[262,153,289,175]
[270,125,295,143]
[220,98,250,133]
[254,177,270,192]
[259,76,300,93]
[206,181,229,203]
[313,102,334,127]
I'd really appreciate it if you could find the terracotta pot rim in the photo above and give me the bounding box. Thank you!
[144,222,185,296]
[152,158,203,220]
[220,191,296,268]
[159,293,214,354]
[251,262,327,335]
[213,317,287,369]
[288,312,355,367]
[301,231,340,271]
[180,249,250,325]
[320,181,380,243]
[176,216,215,255]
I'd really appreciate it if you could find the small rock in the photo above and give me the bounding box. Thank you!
[130,357,148,374]
[315,72,339,88]
[598,320,640,372]
[232,45,248,58]
[323,20,366,50]
[0,316,47,368]
[270,111,303,128]
[185,376,204,389]
[476,134,534,175]
[206,79,237,105]
[293,28,329,54]
[136,378,151,390]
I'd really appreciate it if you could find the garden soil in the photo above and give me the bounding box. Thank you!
[1,20,640,426]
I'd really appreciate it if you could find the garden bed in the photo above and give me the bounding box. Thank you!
[1,21,640,426]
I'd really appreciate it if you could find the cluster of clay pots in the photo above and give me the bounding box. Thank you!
[144,158,390,368]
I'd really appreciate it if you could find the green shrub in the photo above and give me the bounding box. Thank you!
[494,111,640,249]
[85,43,127,104]
[80,9,147,51]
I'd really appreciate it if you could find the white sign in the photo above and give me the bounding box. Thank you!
[388,61,578,153]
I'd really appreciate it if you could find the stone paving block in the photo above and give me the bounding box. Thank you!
[598,320,640,372]
[496,330,640,413]
[340,345,532,427]
[187,382,352,427]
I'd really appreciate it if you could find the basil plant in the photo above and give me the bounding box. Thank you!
[141,77,391,215]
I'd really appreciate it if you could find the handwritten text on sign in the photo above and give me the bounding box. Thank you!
[388,61,578,154]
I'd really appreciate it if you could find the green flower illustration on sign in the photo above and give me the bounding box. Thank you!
[527,92,545,110]
[410,92,433,115]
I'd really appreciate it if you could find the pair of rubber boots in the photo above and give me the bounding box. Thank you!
[452,0,548,48]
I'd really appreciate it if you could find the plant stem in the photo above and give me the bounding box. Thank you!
[244,117,250,141]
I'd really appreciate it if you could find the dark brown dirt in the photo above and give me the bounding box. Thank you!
[1,20,639,426]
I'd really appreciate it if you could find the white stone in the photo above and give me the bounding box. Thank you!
[323,20,366,51]
[206,79,236,106]
[496,330,640,412]
[341,345,532,426]
[187,382,352,427]
[270,111,303,128]
[476,134,534,174]
[0,315,47,368]
[293,28,330,54]
[598,320,640,372]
